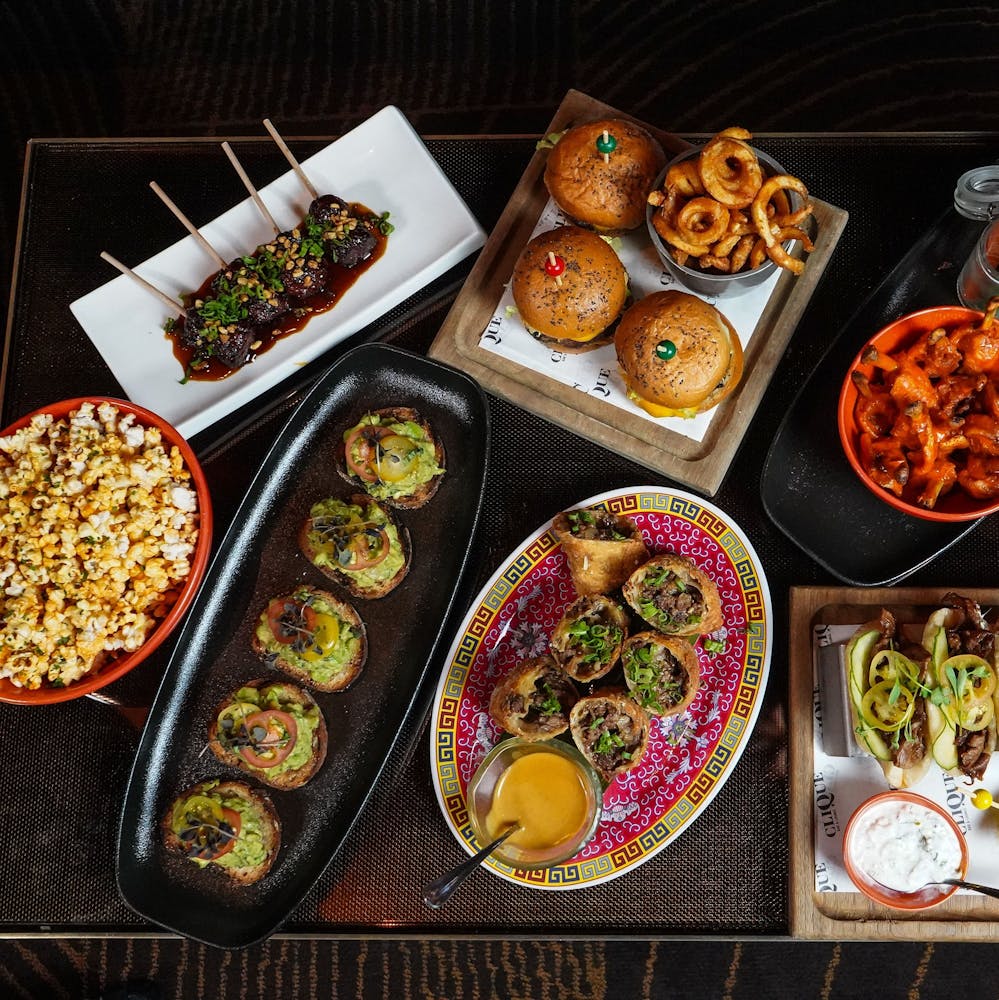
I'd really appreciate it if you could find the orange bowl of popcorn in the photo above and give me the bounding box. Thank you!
[0,397,212,705]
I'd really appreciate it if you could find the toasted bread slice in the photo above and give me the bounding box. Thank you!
[569,689,650,783]
[299,494,411,599]
[162,779,280,885]
[489,654,579,741]
[335,406,446,509]
[252,586,367,692]
[207,679,328,789]
[622,553,723,636]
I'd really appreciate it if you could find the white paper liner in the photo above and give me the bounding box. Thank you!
[478,199,781,444]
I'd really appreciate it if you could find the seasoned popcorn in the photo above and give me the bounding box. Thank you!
[0,401,200,689]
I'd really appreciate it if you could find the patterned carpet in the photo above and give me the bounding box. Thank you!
[0,937,992,999]
[2,1,999,996]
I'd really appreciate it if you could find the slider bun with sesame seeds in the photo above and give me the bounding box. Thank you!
[544,118,667,232]
[511,226,629,352]
[614,291,744,418]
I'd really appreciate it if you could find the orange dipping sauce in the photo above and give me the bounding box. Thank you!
[485,750,593,852]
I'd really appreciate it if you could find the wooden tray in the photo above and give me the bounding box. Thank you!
[789,586,999,940]
[428,89,849,496]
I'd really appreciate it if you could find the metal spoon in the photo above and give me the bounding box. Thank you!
[423,826,520,909]
[874,876,999,900]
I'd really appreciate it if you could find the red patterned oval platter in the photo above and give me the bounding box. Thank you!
[429,486,773,889]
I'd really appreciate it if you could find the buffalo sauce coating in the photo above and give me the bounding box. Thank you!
[485,751,591,851]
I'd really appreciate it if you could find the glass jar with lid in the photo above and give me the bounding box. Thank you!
[955,165,999,310]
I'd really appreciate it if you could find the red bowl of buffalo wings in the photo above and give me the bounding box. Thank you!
[838,300,999,522]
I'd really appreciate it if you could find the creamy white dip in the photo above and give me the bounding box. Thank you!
[851,800,963,893]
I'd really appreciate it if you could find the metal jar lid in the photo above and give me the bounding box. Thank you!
[954,165,999,220]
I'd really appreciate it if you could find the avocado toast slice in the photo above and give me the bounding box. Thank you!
[162,779,281,885]
[299,493,411,599]
[252,585,368,692]
[335,406,446,509]
[208,679,328,789]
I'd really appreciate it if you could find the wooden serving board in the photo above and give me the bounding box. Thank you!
[789,586,999,941]
[428,89,849,496]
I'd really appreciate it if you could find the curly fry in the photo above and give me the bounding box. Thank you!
[676,197,730,246]
[751,175,811,249]
[699,136,763,208]
[700,254,731,272]
[711,233,742,257]
[715,126,754,140]
[729,234,756,272]
[652,208,709,257]
[749,237,768,270]
[664,160,705,197]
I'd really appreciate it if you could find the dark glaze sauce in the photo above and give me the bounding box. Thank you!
[168,201,388,382]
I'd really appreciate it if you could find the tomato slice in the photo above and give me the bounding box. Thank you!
[344,423,393,483]
[861,679,915,732]
[374,433,421,483]
[213,807,242,859]
[239,709,299,768]
[301,612,341,662]
[344,526,390,569]
[265,597,317,645]
[174,797,242,861]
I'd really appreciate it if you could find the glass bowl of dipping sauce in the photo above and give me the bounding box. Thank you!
[843,790,969,910]
[466,737,603,870]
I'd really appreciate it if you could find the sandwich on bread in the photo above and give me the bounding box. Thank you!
[543,118,666,232]
[511,226,629,352]
[845,608,933,788]
[614,291,743,418]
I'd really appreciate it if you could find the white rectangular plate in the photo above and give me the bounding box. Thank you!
[69,106,486,440]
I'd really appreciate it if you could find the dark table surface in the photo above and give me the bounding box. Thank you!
[2,132,999,940]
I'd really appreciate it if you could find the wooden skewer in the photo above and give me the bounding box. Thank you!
[100,251,182,314]
[262,118,319,201]
[148,181,227,269]
[222,141,281,234]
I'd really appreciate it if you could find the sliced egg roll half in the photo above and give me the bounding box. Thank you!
[622,553,723,636]
[549,594,629,682]
[489,654,580,741]
[621,631,700,717]
[569,689,650,783]
[552,507,648,596]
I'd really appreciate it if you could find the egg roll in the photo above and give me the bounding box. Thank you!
[552,507,648,596]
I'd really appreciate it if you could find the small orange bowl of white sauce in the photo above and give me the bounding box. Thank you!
[843,790,969,910]
[466,737,603,870]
